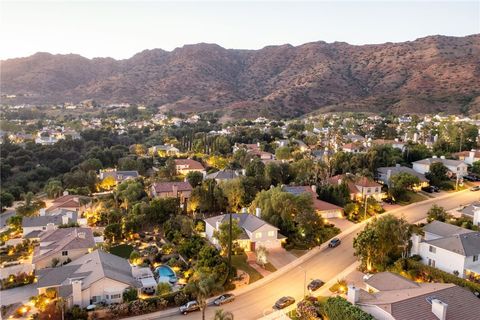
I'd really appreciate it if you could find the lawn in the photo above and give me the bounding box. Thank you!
[109,244,134,259]
[231,254,263,284]
[289,248,308,258]
[397,191,428,205]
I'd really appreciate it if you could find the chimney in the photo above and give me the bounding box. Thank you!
[410,234,422,255]
[172,184,178,197]
[216,220,221,230]
[347,285,360,304]
[71,280,82,306]
[46,222,55,231]
[63,190,69,196]
[61,215,69,225]
[311,185,317,193]
[469,150,475,162]
[431,299,448,320]
[257,142,260,147]
[255,207,261,218]
[433,155,438,159]
[39,208,46,216]
[395,163,401,168]
[386,169,392,182]
[241,207,248,214]
[440,155,445,160]
[77,231,86,239]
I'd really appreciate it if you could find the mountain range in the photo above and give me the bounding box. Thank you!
[1,34,479,118]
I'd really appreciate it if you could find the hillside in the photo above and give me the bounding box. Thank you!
[1,35,479,118]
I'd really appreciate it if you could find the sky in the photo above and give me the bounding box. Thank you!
[1,1,479,60]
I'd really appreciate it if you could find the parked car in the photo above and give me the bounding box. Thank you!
[180,301,199,315]
[383,197,395,204]
[422,186,434,193]
[307,279,325,292]
[328,238,341,248]
[431,186,440,192]
[274,296,295,309]
[470,186,480,192]
[214,293,235,306]
[464,175,477,182]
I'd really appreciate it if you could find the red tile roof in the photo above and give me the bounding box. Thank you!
[152,181,193,193]
[174,159,205,170]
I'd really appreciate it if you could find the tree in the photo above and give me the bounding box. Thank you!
[324,296,374,320]
[255,246,268,267]
[7,215,22,233]
[213,219,243,254]
[213,309,234,320]
[104,223,122,242]
[99,176,117,190]
[425,162,448,186]
[186,171,204,188]
[471,160,480,175]
[389,172,420,201]
[0,192,14,211]
[219,178,246,212]
[116,180,145,210]
[427,204,452,223]
[79,158,103,172]
[129,250,142,265]
[185,273,221,320]
[353,215,412,271]
[44,180,64,199]
[275,146,292,160]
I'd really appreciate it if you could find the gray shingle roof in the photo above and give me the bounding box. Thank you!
[204,213,278,233]
[205,170,238,181]
[22,213,77,228]
[423,221,474,238]
[38,250,140,289]
[365,272,419,291]
[413,158,466,167]
[377,166,428,182]
[426,232,480,256]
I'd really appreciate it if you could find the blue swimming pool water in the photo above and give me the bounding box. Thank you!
[155,265,177,283]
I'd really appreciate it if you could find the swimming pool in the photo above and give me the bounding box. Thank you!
[154,265,178,284]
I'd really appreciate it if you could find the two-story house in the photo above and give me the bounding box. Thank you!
[33,228,96,269]
[411,221,480,281]
[99,169,139,184]
[283,186,343,218]
[174,159,206,176]
[148,144,180,156]
[204,213,286,252]
[37,250,143,308]
[453,149,480,165]
[328,174,384,202]
[22,211,78,238]
[150,181,193,203]
[412,156,468,178]
[377,164,429,191]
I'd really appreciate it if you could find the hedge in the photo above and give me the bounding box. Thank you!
[324,296,374,320]
[393,258,480,293]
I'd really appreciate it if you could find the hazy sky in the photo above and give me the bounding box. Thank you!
[1,1,479,60]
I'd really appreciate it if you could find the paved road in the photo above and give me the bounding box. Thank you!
[0,209,16,228]
[0,283,38,306]
[128,190,480,320]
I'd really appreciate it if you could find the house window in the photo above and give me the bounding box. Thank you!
[91,296,101,303]
[110,294,121,299]
[255,232,262,239]
[268,231,274,237]
[42,226,46,230]
[429,246,436,254]
[62,251,68,256]
[428,259,436,267]
[474,255,479,262]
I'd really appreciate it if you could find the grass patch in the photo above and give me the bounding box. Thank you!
[109,244,134,259]
[264,262,277,272]
[397,191,428,205]
[231,254,263,284]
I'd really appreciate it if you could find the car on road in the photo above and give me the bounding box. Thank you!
[328,238,341,248]
[307,279,325,292]
[470,186,480,192]
[179,301,199,315]
[274,296,295,309]
[214,293,235,306]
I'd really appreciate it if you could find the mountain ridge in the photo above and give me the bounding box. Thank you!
[2,34,479,118]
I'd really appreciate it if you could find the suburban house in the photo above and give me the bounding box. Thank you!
[412,156,468,178]
[22,211,78,238]
[99,169,140,183]
[33,228,96,269]
[37,250,143,308]
[453,149,480,165]
[348,271,480,320]
[45,194,91,215]
[148,144,180,156]
[328,174,384,202]
[341,142,364,153]
[205,169,239,183]
[233,143,275,161]
[204,213,286,252]
[377,165,429,191]
[174,159,206,176]
[410,221,480,281]
[458,202,480,226]
[283,186,343,218]
[150,181,193,202]
[369,139,406,151]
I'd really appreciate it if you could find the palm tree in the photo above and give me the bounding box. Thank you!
[186,273,221,320]
[213,309,234,320]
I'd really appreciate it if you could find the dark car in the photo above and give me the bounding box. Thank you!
[464,175,477,182]
[422,186,434,193]
[383,197,395,204]
[274,296,295,309]
[431,186,440,192]
[470,186,480,192]
[328,238,341,248]
[179,301,199,315]
[214,293,235,306]
[307,279,325,292]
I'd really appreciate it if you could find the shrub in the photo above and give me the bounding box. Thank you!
[122,287,138,302]
[324,296,374,320]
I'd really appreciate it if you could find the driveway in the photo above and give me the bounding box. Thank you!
[0,283,38,306]
[267,248,297,269]
[327,217,355,231]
